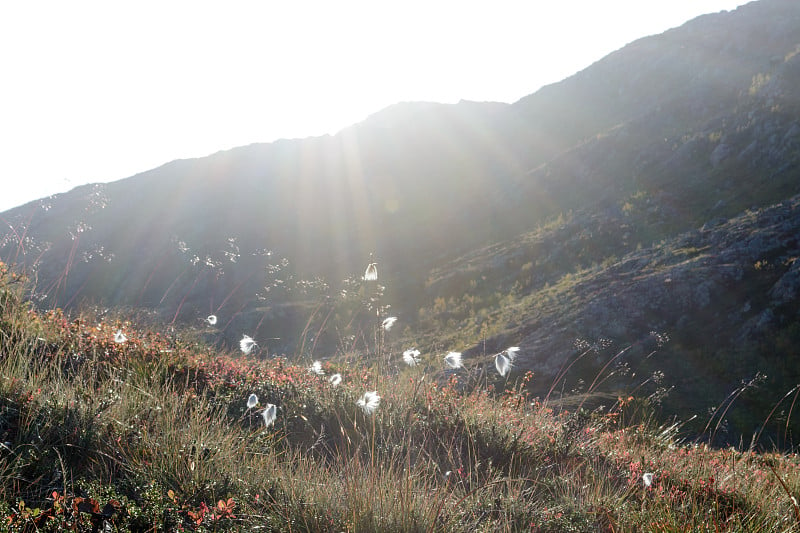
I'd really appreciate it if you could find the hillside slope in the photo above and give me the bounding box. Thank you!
[421,194,800,442]
[2,0,799,442]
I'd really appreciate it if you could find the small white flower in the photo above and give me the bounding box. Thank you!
[363,262,378,281]
[205,315,218,325]
[402,348,421,367]
[113,330,127,344]
[309,360,325,375]
[357,391,381,415]
[444,352,462,369]
[247,393,258,409]
[505,346,520,361]
[642,472,654,487]
[240,335,257,354]
[262,404,277,427]
[329,373,342,387]
[495,352,512,377]
[382,316,398,331]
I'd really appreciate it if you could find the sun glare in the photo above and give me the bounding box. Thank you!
[0,1,747,212]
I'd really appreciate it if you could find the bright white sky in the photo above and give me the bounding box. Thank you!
[0,0,748,212]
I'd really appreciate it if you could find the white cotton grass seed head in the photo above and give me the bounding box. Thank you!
[309,360,325,375]
[506,346,520,361]
[357,391,381,415]
[247,393,258,409]
[403,348,421,367]
[444,352,463,369]
[114,330,127,344]
[382,316,398,331]
[205,315,217,325]
[240,335,257,354]
[262,404,277,428]
[329,373,342,387]
[495,352,512,377]
[364,262,378,281]
[642,472,654,487]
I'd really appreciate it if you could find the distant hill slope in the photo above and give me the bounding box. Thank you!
[421,193,800,442]
[2,0,799,443]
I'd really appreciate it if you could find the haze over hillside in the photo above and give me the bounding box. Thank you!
[2,0,799,444]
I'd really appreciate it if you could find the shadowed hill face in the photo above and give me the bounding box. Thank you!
[1,99,542,325]
[2,0,800,444]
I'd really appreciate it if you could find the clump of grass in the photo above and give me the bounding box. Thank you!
[0,261,799,532]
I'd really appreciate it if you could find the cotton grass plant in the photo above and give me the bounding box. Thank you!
[403,348,421,367]
[246,393,258,409]
[356,390,381,416]
[239,334,256,354]
[444,351,463,369]
[308,360,325,375]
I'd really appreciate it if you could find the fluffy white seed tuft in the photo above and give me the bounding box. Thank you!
[247,393,258,409]
[309,360,325,375]
[403,348,421,367]
[262,404,277,427]
[495,352,512,377]
[444,352,463,369]
[240,335,257,354]
[363,263,378,281]
[357,391,381,415]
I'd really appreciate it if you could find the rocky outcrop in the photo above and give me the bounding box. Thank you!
[516,196,800,374]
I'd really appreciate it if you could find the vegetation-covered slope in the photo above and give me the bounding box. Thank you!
[1,0,800,444]
[1,264,800,532]
[419,194,800,444]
